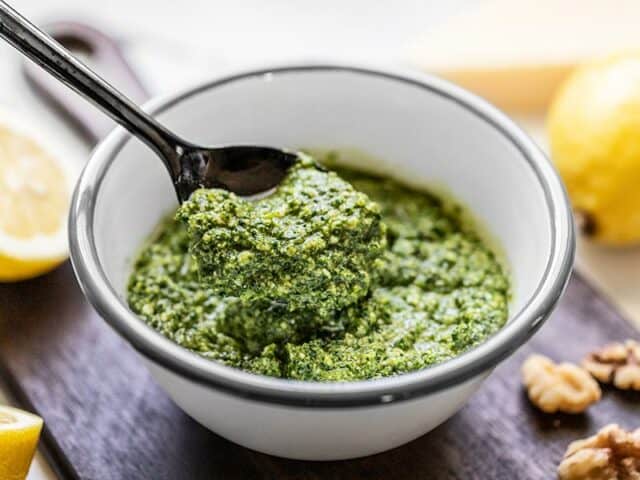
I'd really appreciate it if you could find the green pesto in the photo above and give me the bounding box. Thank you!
[127,160,509,381]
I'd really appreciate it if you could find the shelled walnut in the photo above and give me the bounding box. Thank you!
[522,354,601,414]
[583,340,640,391]
[558,424,640,480]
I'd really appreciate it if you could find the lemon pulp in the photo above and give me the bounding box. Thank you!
[0,405,43,480]
[0,114,75,281]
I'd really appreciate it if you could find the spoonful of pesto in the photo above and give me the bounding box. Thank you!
[0,1,298,201]
[178,154,387,329]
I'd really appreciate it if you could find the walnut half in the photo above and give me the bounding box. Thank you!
[522,354,601,414]
[558,424,640,480]
[583,340,640,391]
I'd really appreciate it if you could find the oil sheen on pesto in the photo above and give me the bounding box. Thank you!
[127,156,510,381]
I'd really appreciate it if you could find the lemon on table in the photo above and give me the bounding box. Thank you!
[0,405,43,480]
[0,109,77,281]
[548,52,640,246]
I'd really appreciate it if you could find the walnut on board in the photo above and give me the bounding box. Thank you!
[557,424,640,480]
[583,340,640,391]
[521,354,601,414]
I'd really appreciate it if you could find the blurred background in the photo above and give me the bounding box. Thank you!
[2,0,640,478]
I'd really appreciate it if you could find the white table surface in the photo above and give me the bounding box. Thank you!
[1,1,638,478]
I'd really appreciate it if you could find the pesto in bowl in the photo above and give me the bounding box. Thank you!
[127,155,509,382]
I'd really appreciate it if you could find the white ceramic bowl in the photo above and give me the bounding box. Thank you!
[69,63,574,460]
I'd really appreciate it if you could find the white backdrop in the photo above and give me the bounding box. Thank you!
[1,0,475,171]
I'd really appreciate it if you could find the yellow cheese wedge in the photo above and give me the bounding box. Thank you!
[407,0,640,113]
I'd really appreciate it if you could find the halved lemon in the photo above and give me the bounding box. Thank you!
[0,109,78,281]
[0,405,43,480]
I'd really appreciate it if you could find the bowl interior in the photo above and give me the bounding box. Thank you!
[93,68,552,321]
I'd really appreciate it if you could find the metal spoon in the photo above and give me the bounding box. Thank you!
[0,1,298,202]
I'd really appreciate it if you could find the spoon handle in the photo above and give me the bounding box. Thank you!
[22,21,151,143]
[0,0,182,177]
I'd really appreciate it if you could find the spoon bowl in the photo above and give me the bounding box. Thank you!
[176,145,299,200]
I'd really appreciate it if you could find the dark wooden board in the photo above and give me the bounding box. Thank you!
[1,264,638,480]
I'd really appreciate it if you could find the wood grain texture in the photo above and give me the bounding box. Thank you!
[0,264,638,479]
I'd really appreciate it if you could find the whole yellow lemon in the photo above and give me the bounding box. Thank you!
[548,52,640,245]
